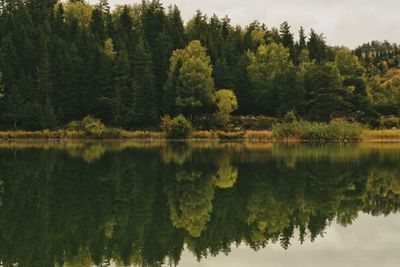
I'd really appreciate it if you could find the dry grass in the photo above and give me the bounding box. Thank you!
[115,130,165,140]
[191,131,219,140]
[245,130,273,141]
[0,130,85,140]
[2,129,400,142]
[362,129,400,141]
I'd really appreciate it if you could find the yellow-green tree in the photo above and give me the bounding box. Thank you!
[213,89,238,128]
[247,43,293,114]
[165,40,215,119]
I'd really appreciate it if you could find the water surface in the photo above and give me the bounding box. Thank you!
[0,141,399,266]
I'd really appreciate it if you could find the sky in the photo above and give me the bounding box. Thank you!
[89,0,400,48]
[177,213,400,267]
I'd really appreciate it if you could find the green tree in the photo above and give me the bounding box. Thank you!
[41,97,57,129]
[279,21,294,58]
[247,43,293,115]
[335,48,369,118]
[307,29,327,63]
[4,86,23,129]
[165,40,215,120]
[130,39,157,128]
[305,63,350,121]
[213,89,238,128]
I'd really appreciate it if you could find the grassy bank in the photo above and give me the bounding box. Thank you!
[272,120,365,142]
[1,128,400,141]
[0,129,273,141]
[362,129,400,141]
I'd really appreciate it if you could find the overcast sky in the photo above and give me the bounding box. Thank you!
[90,0,400,48]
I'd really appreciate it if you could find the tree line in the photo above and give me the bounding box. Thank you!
[0,0,399,130]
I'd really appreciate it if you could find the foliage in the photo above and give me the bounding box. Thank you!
[283,111,297,123]
[0,0,398,132]
[165,40,215,119]
[230,116,278,130]
[67,115,106,138]
[272,119,364,141]
[379,116,400,129]
[165,115,193,139]
[213,89,238,128]
[304,63,350,121]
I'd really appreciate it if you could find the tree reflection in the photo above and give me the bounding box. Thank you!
[0,143,399,266]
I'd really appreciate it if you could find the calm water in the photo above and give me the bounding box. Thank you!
[0,141,400,267]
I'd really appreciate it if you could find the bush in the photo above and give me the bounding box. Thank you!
[67,120,81,131]
[272,119,364,141]
[160,114,172,132]
[379,116,400,129]
[66,116,106,138]
[283,111,297,123]
[165,115,192,139]
[229,116,277,130]
[81,115,106,138]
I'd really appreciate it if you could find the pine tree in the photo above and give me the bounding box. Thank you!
[163,58,181,115]
[305,63,350,121]
[90,7,106,42]
[41,97,57,129]
[279,21,294,57]
[113,49,132,126]
[298,26,306,49]
[4,86,23,129]
[166,5,185,49]
[131,39,157,128]
[307,29,328,63]
[36,38,52,101]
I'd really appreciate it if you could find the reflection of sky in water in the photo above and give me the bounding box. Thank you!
[178,213,400,267]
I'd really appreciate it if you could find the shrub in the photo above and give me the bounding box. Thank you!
[67,120,81,131]
[229,116,277,130]
[379,116,400,129]
[165,115,192,139]
[283,111,297,123]
[272,119,364,141]
[81,115,106,138]
[160,114,172,132]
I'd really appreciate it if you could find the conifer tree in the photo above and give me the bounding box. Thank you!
[131,39,157,127]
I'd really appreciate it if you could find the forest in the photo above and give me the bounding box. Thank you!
[0,0,399,131]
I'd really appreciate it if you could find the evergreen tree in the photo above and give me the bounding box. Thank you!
[307,29,328,63]
[90,7,106,42]
[4,85,23,129]
[41,97,57,129]
[113,49,132,126]
[131,39,157,128]
[305,63,350,121]
[166,4,185,49]
[279,21,294,57]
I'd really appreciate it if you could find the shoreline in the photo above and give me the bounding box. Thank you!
[1,129,400,142]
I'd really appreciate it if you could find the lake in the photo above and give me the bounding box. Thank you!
[0,141,399,267]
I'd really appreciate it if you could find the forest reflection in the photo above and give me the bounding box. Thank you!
[0,142,399,266]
